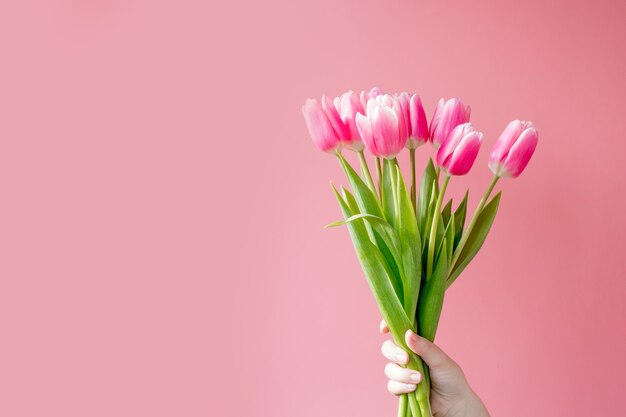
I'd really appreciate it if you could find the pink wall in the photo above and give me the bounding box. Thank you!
[1,1,624,416]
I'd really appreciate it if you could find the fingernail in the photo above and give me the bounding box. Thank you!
[410,373,421,382]
[404,383,416,391]
[396,353,407,364]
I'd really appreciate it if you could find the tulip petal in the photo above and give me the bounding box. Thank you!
[302,99,340,153]
[446,132,482,176]
[409,94,428,144]
[356,113,378,156]
[322,94,349,140]
[339,91,365,150]
[430,98,470,148]
[436,123,465,167]
[502,127,538,177]
[393,96,408,146]
[488,120,522,172]
[373,105,401,157]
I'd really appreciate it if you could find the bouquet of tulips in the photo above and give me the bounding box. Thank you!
[302,88,538,417]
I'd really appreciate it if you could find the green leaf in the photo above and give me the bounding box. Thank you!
[423,183,445,273]
[417,159,438,236]
[394,164,422,319]
[445,214,455,266]
[381,158,397,228]
[447,192,502,288]
[417,243,448,342]
[421,183,438,269]
[453,191,469,249]
[435,214,455,267]
[441,198,453,226]
[324,213,389,229]
[337,153,384,219]
[340,187,404,300]
[341,185,361,214]
[331,184,414,343]
[374,229,404,302]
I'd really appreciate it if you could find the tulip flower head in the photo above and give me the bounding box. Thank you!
[489,120,539,178]
[355,95,407,159]
[359,87,384,110]
[302,98,342,153]
[321,94,350,143]
[395,92,429,149]
[437,122,483,176]
[430,98,471,149]
[336,91,365,151]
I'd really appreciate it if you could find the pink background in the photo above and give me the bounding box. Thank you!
[1,1,625,416]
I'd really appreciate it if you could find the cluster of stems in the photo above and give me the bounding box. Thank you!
[345,150,499,417]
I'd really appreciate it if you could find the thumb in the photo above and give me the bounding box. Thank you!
[404,330,455,370]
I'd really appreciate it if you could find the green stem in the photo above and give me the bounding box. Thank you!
[384,323,431,416]
[391,158,402,228]
[408,353,431,417]
[398,395,408,417]
[357,150,376,194]
[410,149,416,212]
[335,151,377,243]
[448,175,500,277]
[426,175,450,277]
[375,157,383,198]
[408,393,421,417]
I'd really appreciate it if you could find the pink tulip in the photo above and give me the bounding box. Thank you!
[359,87,384,110]
[488,120,538,177]
[356,95,407,159]
[430,98,471,149]
[302,98,342,153]
[395,92,429,149]
[336,91,365,151]
[437,123,482,176]
[321,94,350,142]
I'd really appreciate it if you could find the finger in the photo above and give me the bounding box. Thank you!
[379,320,389,334]
[381,340,408,365]
[387,380,416,395]
[405,330,454,370]
[384,362,422,384]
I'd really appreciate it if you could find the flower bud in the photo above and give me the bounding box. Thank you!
[395,93,429,149]
[437,123,482,175]
[355,96,407,159]
[488,120,538,178]
[430,98,471,149]
[302,98,341,153]
[336,91,365,151]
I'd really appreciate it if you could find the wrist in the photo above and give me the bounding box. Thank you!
[459,390,490,417]
[442,385,489,417]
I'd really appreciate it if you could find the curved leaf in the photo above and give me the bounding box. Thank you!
[394,164,422,319]
[447,192,502,288]
[337,153,384,218]
[417,159,437,236]
[340,187,404,300]
[324,213,389,229]
[381,158,397,228]
[453,191,469,249]
[417,243,448,341]
[331,185,414,341]
[441,198,453,226]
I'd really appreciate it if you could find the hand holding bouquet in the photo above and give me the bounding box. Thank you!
[302,88,538,417]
